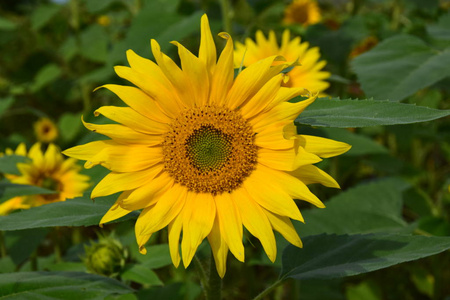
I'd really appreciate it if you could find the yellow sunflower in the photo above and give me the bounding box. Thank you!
[63,14,350,277]
[284,0,321,27]
[234,30,330,95]
[34,117,58,143]
[0,143,90,214]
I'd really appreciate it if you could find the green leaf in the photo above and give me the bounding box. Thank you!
[59,113,83,142]
[31,64,62,92]
[0,97,14,117]
[4,228,49,265]
[30,4,61,31]
[427,13,450,44]
[0,196,138,231]
[0,271,132,299]
[120,264,163,286]
[296,98,450,128]
[297,178,411,237]
[135,244,172,269]
[351,35,450,101]
[0,182,55,203]
[0,17,17,31]
[0,155,29,175]
[280,233,450,280]
[80,25,109,63]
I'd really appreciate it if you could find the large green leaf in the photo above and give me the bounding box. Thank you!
[351,35,450,101]
[280,233,450,280]
[30,4,61,31]
[0,271,132,299]
[0,155,30,175]
[297,178,411,237]
[0,196,138,231]
[0,183,55,203]
[296,98,450,128]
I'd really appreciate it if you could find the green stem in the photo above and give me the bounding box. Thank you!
[194,255,208,298]
[206,255,222,300]
[253,279,285,300]
[0,231,6,258]
[219,0,233,35]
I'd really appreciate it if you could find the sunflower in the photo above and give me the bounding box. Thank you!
[34,117,58,143]
[63,14,350,277]
[283,0,321,27]
[0,143,90,214]
[234,30,330,95]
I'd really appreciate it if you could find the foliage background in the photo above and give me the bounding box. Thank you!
[0,0,449,299]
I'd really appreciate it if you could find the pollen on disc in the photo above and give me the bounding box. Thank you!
[162,106,258,195]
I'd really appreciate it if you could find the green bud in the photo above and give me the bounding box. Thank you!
[83,235,127,277]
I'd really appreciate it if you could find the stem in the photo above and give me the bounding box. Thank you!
[219,0,233,35]
[253,279,285,300]
[194,255,208,299]
[0,231,6,257]
[206,255,222,300]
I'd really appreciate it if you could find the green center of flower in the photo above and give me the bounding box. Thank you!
[186,126,232,172]
[162,105,258,195]
[41,177,59,191]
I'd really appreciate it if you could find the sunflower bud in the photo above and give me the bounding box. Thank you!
[83,236,127,277]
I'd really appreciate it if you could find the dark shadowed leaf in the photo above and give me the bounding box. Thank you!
[280,233,450,280]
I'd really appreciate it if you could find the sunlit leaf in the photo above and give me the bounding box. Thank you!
[280,233,450,280]
[0,271,132,299]
[120,264,163,286]
[296,98,450,127]
[351,35,450,101]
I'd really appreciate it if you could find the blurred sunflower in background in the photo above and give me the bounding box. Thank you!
[64,14,350,277]
[34,117,58,143]
[0,143,90,215]
[234,30,330,95]
[283,0,321,27]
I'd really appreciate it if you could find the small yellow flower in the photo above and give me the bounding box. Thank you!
[64,14,350,277]
[284,0,321,27]
[349,36,379,59]
[34,118,58,143]
[0,143,90,214]
[234,30,330,95]
[97,15,111,27]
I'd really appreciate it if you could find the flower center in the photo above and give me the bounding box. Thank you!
[162,106,258,195]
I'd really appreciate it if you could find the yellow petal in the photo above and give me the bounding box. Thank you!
[120,171,174,211]
[211,32,234,106]
[135,218,153,255]
[264,209,302,248]
[63,140,113,161]
[85,145,163,172]
[141,184,187,235]
[94,106,170,134]
[113,66,181,118]
[214,192,244,262]
[207,217,228,278]
[290,165,340,188]
[168,214,183,267]
[181,192,216,268]
[231,188,277,262]
[99,193,133,226]
[254,121,294,150]
[297,135,351,158]
[172,41,209,107]
[258,147,321,171]
[98,84,171,123]
[225,55,288,110]
[91,164,163,199]
[82,118,163,146]
[258,164,325,208]
[243,166,303,221]
[28,143,44,169]
[239,74,283,119]
[199,14,216,73]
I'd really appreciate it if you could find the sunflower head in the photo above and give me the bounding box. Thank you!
[0,143,90,213]
[64,14,350,277]
[234,29,330,95]
[283,0,321,27]
[34,118,58,143]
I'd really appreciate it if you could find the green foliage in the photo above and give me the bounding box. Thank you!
[296,98,450,127]
[351,35,450,101]
[0,272,132,299]
[280,233,450,280]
